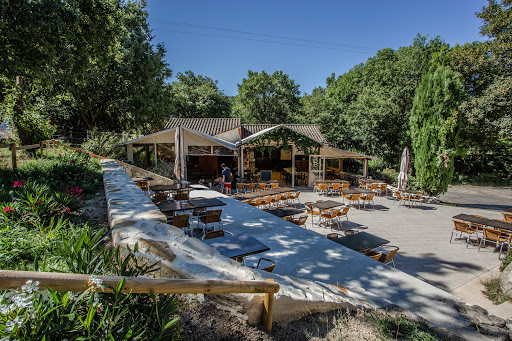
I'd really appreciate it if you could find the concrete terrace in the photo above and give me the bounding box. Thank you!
[187,186,510,337]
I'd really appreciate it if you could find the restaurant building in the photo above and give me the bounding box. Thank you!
[123,118,375,187]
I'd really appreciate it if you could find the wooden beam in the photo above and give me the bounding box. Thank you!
[39,141,44,157]
[10,143,17,170]
[15,144,40,150]
[263,279,275,333]
[0,270,280,295]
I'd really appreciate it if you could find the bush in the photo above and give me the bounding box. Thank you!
[12,111,56,145]
[81,130,126,159]
[148,160,175,180]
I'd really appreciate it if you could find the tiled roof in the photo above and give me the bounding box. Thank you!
[164,117,241,136]
[241,124,328,144]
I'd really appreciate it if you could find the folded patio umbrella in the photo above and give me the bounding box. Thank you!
[397,147,409,191]
[174,126,184,181]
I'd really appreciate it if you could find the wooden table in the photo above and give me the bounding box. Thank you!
[332,231,390,253]
[157,201,194,213]
[189,198,226,209]
[453,214,512,232]
[203,233,270,259]
[341,189,373,195]
[315,180,350,184]
[150,184,191,192]
[311,200,345,210]
[234,188,295,201]
[266,208,305,218]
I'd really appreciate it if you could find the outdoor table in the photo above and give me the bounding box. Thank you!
[273,187,295,194]
[203,233,270,259]
[364,179,386,184]
[315,180,349,184]
[311,200,345,210]
[400,190,422,195]
[266,208,305,218]
[332,231,390,253]
[132,177,154,182]
[189,198,226,209]
[157,201,194,214]
[341,189,373,195]
[505,208,512,213]
[453,214,512,232]
[234,189,280,201]
[150,184,191,192]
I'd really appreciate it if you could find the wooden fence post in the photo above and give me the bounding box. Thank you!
[40,141,44,157]
[263,279,275,333]
[10,143,16,170]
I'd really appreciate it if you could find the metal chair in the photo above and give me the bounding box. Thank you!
[336,206,350,224]
[304,202,321,225]
[360,192,375,210]
[247,183,256,192]
[152,191,168,204]
[248,258,276,273]
[201,229,233,240]
[236,183,245,193]
[168,213,191,236]
[450,220,477,247]
[478,227,509,258]
[173,189,189,201]
[320,209,340,230]
[344,193,361,208]
[199,209,224,235]
[367,245,399,268]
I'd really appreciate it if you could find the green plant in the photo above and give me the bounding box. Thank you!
[81,130,126,159]
[501,250,512,272]
[148,160,175,180]
[370,311,444,340]
[481,277,511,305]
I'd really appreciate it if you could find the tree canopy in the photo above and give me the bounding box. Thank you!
[234,70,300,124]
[169,71,231,118]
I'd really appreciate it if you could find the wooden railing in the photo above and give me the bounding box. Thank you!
[0,139,108,170]
[0,270,279,332]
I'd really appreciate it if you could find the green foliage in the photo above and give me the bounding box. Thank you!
[81,130,126,159]
[169,71,231,118]
[410,65,463,196]
[234,70,300,124]
[322,35,448,166]
[246,126,320,156]
[0,149,102,196]
[501,250,512,272]
[148,160,176,180]
[370,311,445,340]
[482,277,511,305]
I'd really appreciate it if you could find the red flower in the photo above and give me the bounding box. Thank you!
[65,207,70,212]
[3,206,13,212]
[13,180,25,188]
[91,154,96,157]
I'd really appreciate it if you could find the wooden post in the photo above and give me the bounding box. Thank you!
[39,141,44,157]
[10,143,16,170]
[263,279,275,333]
[291,146,295,188]
[363,159,368,177]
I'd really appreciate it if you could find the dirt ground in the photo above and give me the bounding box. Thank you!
[178,298,385,341]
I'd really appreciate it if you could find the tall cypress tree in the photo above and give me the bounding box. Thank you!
[410,65,463,196]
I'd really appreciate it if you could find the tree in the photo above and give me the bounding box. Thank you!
[410,66,463,196]
[169,71,231,118]
[234,70,300,124]
[322,35,448,166]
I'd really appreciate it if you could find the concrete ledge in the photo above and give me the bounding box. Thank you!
[116,160,174,186]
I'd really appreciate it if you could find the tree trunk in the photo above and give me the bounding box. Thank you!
[12,76,31,145]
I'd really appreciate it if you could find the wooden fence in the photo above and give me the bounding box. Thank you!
[0,270,279,332]
[0,139,109,170]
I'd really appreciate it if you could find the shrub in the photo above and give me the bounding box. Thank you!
[81,130,126,159]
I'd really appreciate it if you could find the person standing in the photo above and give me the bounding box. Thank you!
[221,163,232,195]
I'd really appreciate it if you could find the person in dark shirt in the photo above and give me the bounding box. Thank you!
[221,163,232,195]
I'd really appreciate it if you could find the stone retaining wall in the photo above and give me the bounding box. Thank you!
[116,160,174,186]
[102,159,380,324]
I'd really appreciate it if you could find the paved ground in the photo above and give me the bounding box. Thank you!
[189,186,511,337]
[440,185,512,211]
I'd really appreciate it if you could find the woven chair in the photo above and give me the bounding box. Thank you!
[294,215,308,228]
[249,198,264,208]
[394,191,410,207]
[248,258,276,273]
[320,209,340,230]
[270,194,283,209]
[202,229,233,240]
[173,189,189,201]
[237,183,245,193]
[479,227,509,257]
[367,245,399,268]
[341,183,350,190]
[152,191,168,204]
[271,183,279,189]
[247,183,256,192]
[136,181,149,195]
[305,202,321,225]
[336,206,350,223]
[289,191,301,204]
[344,193,361,208]
[368,183,379,193]
[168,213,191,235]
[378,183,388,196]
[358,179,366,189]
[199,209,224,235]
[330,183,341,196]
[317,183,328,195]
[260,196,273,210]
[360,193,375,210]
[504,212,512,222]
[258,183,267,190]
[450,220,477,247]
[410,191,424,208]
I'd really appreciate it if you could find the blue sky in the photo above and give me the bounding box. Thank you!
[147,0,487,96]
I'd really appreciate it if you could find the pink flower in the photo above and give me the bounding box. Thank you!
[91,154,96,157]
[3,206,13,212]
[65,207,70,212]
[56,210,61,214]
[14,180,25,188]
